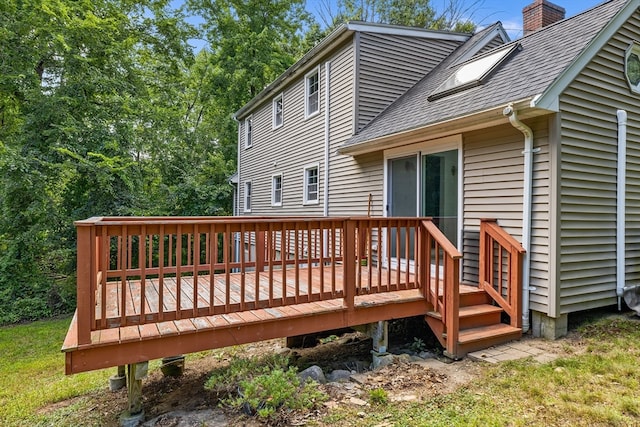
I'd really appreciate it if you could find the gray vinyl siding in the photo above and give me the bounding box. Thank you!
[238,59,330,216]
[356,33,462,131]
[557,12,640,314]
[462,120,551,312]
[328,42,384,216]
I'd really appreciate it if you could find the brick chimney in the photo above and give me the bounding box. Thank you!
[522,0,566,36]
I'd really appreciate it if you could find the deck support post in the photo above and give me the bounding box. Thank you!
[109,365,126,391]
[370,320,388,353]
[120,361,148,426]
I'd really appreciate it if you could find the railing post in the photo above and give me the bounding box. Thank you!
[256,230,265,272]
[479,219,495,292]
[511,248,524,328]
[343,219,356,310]
[76,220,96,345]
[444,256,460,358]
[418,222,428,302]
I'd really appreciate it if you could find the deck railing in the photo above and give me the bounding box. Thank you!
[478,219,525,328]
[74,216,459,345]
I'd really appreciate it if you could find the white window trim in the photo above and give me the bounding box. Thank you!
[271,173,283,207]
[303,163,320,205]
[245,116,253,149]
[304,67,320,119]
[244,181,252,213]
[272,93,283,129]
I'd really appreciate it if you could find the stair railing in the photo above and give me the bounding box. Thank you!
[479,219,525,329]
[419,220,462,357]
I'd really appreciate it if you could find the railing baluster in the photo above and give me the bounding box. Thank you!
[176,225,182,319]
[240,224,246,311]
[120,225,128,325]
[224,223,231,311]
[193,224,200,317]
[209,224,215,315]
[139,226,146,322]
[100,226,108,329]
[159,225,165,321]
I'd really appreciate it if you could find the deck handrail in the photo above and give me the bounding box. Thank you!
[479,219,525,329]
[419,220,462,357]
[74,216,454,346]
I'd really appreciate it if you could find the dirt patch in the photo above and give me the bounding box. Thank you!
[43,327,581,426]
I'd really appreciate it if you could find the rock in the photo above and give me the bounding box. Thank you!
[141,409,228,427]
[371,353,394,370]
[395,354,412,364]
[298,365,326,384]
[327,369,352,383]
[349,397,369,406]
[419,351,436,359]
[391,394,418,402]
[349,373,368,385]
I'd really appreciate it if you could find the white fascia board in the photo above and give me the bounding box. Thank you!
[532,0,639,111]
[451,23,510,66]
[345,21,470,42]
[339,98,544,156]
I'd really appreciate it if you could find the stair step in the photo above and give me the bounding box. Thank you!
[459,286,492,307]
[426,304,503,321]
[455,323,522,357]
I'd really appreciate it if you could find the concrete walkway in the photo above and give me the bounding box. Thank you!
[467,339,558,364]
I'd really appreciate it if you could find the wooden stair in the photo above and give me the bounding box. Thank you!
[425,286,522,359]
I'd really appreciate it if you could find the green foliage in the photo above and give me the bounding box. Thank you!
[205,353,327,422]
[368,387,388,405]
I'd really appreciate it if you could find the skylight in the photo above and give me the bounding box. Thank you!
[428,43,521,101]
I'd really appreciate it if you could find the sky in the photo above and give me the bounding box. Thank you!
[305,0,605,40]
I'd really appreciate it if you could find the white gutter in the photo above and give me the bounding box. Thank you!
[503,103,535,333]
[617,109,627,310]
[324,61,331,217]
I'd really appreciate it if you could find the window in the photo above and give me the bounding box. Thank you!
[272,174,283,206]
[428,43,520,101]
[305,68,319,118]
[272,94,283,129]
[245,116,253,148]
[244,181,252,212]
[303,165,319,204]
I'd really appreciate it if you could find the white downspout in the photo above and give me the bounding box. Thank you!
[617,109,627,310]
[503,103,535,333]
[324,61,331,218]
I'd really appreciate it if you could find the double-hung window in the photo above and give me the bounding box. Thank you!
[272,174,283,206]
[244,181,252,212]
[245,116,253,149]
[272,94,283,129]
[305,68,319,118]
[303,164,319,204]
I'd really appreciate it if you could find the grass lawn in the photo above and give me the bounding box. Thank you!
[322,316,640,426]
[1,313,640,426]
[0,317,112,426]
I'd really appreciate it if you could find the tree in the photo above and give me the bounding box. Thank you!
[186,0,312,158]
[0,0,196,322]
[314,0,480,34]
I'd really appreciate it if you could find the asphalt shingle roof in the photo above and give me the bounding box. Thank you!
[344,0,627,148]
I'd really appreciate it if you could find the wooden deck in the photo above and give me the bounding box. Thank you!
[63,216,524,374]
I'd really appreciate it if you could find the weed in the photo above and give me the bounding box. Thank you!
[409,337,426,352]
[206,352,327,422]
[368,388,388,405]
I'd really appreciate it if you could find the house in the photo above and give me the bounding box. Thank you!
[234,0,640,339]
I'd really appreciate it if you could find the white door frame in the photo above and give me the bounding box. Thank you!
[382,134,463,271]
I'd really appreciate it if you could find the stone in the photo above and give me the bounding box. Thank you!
[298,365,326,384]
[349,397,369,406]
[327,369,352,383]
[371,352,394,370]
[419,351,436,359]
